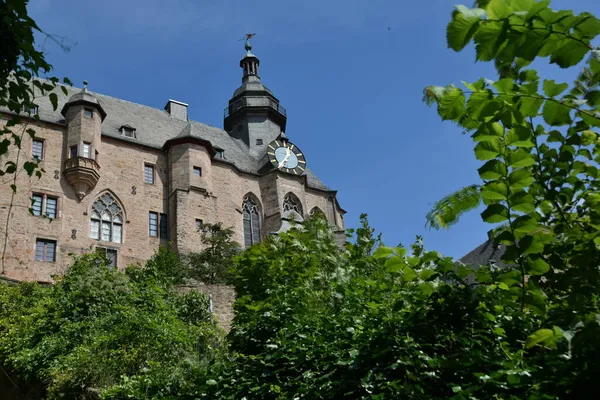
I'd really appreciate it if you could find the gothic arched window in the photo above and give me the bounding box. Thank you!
[90,193,123,243]
[309,207,325,219]
[283,193,302,215]
[242,195,261,247]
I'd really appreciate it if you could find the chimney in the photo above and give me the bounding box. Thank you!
[164,99,188,121]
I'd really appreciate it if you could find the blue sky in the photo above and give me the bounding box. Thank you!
[29,0,600,258]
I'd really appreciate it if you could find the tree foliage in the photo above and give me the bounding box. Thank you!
[185,223,241,284]
[0,249,223,399]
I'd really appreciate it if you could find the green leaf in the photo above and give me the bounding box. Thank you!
[526,328,555,348]
[543,80,569,97]
[482,181,508,201]
[547,130,565,143]
[474,21,506,61]
[512,215,539,236]
[385,256,405,272]
[472,121,504,142]
[506,125,535,147]
[426,185,482,229]
[478,159,507,180]
[474,139,502,160]
[447,7,483,51]
[574,14,600,38]
[518,96,544,117]
[402,266,418,281]
[527,256,550,275]
[525,0,550,20]
[508,169,534,189]
[373,247,393,259]
[438,87,466,120]
[550,41,591,68]
[543,100,572,126]
[581,130,598,145]
[510,191,535,213]
[507,149,535,167]
[493,78,515,93]
[49,93,58,111]
[486,0,512,19]
[481,204,509,223]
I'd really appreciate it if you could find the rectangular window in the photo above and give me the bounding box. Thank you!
[196,219,203,231]
[23,104,38,115]
[149,212,158,237]
[216,150,224,159]
[84,108,93,118]
[35,239,56,262]
[70,145,78,158]
[159,213,168,239]
[32,140,44,160]
[256,139,263,145]
[31,194,43,216]
[122,127,136,138]
[193,166,202,177]
[90,219,99,240]
[97,247,117,268]
[144,164,155,184]
[101,221,111,241]
[45,197,57,219]
[82,143,91,158]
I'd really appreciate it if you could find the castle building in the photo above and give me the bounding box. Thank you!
[0,40,345,282]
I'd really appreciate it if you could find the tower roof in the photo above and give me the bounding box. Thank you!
[60,81,107,121]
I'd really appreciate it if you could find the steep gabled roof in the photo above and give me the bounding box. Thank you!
[3,83,330,191]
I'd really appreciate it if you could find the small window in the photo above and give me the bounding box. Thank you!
[159,213,168,239]
[84,108,94,118]
[70,145,78,158]
[32,140,44,160]
[216,150,225,159]
[193,166,202,177]
[35,239,56,262]
[149,212,158,237]
[121,126,136,138]
[45,197,57,219]
[256,139,263,145]
[144,164,155,184]
[23,104,38,115]
[82,143,91,158]
[97,247,117,268]
[196,219,203,231]
[31,194,43,216]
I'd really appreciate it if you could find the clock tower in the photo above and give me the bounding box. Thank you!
[224,36,287,158]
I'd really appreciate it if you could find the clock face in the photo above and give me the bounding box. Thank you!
[267,139,307,175]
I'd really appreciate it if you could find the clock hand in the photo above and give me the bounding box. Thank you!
[278,148,292,169]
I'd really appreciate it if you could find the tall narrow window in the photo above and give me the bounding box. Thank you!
[45,197,57,219]
[32,140,44,160]
[159,213,168,239]
[97,247,118,268]
[82,143,91,158]
[90,193,123,243]
[193,166,202,177]
[31,194,43,216]
[144,164,155,184]
[149,212,158,237]
[196,219,203,231]
[70,146,78,158]
[242,195,261,247]
[35,239,56,262]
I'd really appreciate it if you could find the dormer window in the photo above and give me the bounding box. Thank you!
[120,125,136,138]
[22,104,38,115]
[215,149,225,159]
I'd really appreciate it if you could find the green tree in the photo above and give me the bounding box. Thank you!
[1,0,71,274]
[185,223,241,284]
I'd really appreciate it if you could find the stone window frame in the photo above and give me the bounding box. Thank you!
[149,211,159,237]
[120,125,136,138]
[31,192,59,219]
[31,139,44,160]
[84,108,94,119]
[193,166,202,177]
[35,238,57,262]
[195,218,203,231]
[309,206,326,219]
[82,142,92,158]
[90,192,124,244]
[283,193,303,216]
[144,164,155,184]
[242,193,261,248]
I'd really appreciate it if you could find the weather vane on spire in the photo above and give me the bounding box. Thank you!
[239,33,256,52]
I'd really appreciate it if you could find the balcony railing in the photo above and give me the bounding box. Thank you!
[64,156,100,172]
[224,96,287,118]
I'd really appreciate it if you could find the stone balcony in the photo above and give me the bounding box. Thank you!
[63,157,101,201]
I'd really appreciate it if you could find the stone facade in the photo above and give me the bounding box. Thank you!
[0,43,345,283]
